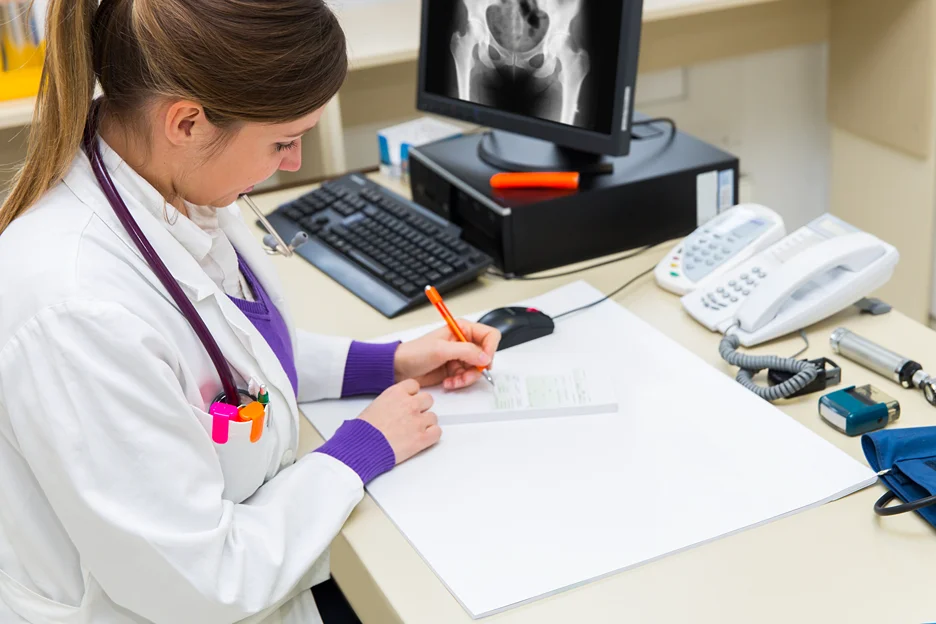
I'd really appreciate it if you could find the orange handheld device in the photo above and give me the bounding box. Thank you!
[489,172,580,190]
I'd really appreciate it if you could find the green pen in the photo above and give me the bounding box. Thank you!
[258,385,269,405]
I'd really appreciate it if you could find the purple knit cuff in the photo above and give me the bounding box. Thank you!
[341,341,400,398]
[315,419,396,484]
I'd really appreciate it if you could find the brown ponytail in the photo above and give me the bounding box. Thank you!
[0,0,348,234]
[0,0,96,234]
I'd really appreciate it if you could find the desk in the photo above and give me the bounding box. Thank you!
[246,173,935,624]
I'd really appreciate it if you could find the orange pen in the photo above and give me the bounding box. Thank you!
[490,172,580,190]
[424,286,495,386]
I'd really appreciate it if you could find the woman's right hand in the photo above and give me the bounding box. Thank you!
[358,379,441,464]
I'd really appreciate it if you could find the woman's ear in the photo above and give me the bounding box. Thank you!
[164,100,206,146]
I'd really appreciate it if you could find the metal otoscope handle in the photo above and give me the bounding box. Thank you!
[830,328,921,387]
[830,327,936,406]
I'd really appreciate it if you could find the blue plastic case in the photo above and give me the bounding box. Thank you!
[819,385,900,436]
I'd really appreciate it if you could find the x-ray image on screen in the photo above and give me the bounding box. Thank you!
[423,1,623,134]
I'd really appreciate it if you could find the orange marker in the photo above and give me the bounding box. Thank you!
[238,401,266,443]
[490,172,580,190]
[424,286,494,386]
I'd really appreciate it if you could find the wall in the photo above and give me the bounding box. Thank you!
[638,43,830,229]
[0,126,29,196]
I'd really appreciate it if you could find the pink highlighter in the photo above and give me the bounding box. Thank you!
[210,402,240,444]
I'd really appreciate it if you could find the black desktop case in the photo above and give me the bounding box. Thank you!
[409,127,740,276]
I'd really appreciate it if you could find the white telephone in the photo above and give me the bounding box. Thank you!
[654,204,786,295]
[682,213,899,346]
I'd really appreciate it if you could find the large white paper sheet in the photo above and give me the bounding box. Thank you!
[303,281,876,618]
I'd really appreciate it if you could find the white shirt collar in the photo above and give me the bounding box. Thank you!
[99,140,214,262]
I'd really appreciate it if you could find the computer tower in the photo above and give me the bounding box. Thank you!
[409,127,740,276]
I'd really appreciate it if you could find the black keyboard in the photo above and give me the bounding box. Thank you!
[261,173,493,318]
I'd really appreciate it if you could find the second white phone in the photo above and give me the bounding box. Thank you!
[682,214,899,346]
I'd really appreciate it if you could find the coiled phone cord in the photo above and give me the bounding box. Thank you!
[718,332,819,401]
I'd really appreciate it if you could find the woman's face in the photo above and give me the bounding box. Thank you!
[176,106,324,208]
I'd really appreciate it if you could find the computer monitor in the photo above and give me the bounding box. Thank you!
[417,0,643,173]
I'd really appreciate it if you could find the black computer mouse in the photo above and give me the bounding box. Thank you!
[478,306,555,351]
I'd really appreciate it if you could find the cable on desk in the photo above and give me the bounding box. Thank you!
[552,264,656,321]
[789,330,810,359]
[626,117,679,168]
[486,245,656,281]
[718,331,819,402]
[631,116,677,133]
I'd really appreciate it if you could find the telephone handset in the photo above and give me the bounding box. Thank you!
[682,214,899,346]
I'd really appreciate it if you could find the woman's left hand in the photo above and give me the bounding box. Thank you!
[394,320,501,390]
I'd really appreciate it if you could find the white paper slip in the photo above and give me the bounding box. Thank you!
[428,353,618,425]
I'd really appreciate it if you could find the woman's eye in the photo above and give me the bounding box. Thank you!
[275,141,298,153]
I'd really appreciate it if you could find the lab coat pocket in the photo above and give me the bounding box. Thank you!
[194,407,275,503]
[0,566,91,624]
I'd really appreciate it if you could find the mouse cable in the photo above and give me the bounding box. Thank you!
[485,245,655,281]
[552,264,656,321]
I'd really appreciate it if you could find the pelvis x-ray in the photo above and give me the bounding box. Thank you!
[446,0,596,128]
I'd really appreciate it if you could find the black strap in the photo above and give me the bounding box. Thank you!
[874,489,936,516]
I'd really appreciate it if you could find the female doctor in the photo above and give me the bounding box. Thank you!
[0,0,500,622]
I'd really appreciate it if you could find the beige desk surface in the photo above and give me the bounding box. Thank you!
[246,176,935,624]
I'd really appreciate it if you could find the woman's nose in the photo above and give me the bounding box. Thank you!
[279,140,303,172]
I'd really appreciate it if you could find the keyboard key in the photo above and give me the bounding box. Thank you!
[308,224,324,235]
[277,177,494,315]
[348,250,387,277]
[293,201,315,216]
[334,201,356,217]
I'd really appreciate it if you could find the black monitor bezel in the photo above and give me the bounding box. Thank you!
[416,0,644,157]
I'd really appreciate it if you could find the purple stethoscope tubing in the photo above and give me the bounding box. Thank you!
[81,105,241,405]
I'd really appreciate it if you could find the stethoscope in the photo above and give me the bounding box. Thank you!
[242,194,309,258]
[81,103,304,406]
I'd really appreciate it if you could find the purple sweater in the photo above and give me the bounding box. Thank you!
[231,255,397,483]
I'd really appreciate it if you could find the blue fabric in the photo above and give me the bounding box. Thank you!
[862,426,936,527]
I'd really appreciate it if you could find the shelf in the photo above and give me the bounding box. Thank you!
[0,97,35,130]
[643,0,782,22]
[0,0,787,130]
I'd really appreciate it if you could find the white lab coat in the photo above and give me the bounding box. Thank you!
[0,143,371,623]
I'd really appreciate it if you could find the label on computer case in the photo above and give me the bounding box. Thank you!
[718,169,735,210]
[621,86,631,131]
[696,170,718,225]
